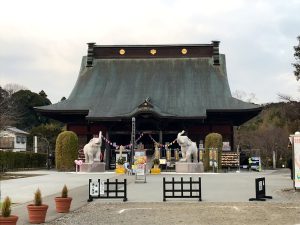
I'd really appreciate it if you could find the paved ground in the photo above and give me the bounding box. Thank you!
[1,169,300,225]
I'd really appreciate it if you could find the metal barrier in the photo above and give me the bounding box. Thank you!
[163,177,202,201]
[249,177,272,201]
[88,178,127,202]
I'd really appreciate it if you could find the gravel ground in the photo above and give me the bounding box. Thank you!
[44,170,300,225]
[46,201,300,225]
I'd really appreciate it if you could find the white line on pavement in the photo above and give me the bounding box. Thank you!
[118,208,153,214]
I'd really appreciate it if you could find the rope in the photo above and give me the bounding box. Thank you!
[101,132,178,149]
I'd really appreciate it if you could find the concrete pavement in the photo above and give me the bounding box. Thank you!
[1,170,121,225]
[0,169,295,224]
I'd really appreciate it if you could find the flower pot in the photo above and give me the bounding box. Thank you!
[27,204,48,224]
[151,167,161,174]
[154,164,159,169]
[55,197,72,213]
[0,215,18,225]
[115,164,125,174]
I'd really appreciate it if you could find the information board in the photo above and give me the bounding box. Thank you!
[293,135,300,189]
[221,152,239,167]
[100,180,105,195]
[136,163,145,176]
[90,180,99,197]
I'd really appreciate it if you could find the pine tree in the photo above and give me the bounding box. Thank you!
[293,36,300,81]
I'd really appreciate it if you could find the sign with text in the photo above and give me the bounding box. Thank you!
[293,134,300,189]
[90,180,99,197]
[221,152,239,167]
[100,180,105,195]
[136,163,145,176]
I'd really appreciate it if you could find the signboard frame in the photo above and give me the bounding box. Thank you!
[291,134,300,189]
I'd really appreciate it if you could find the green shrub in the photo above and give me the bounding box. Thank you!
[55,131,78,171]
[204,133,223,171]
[153,158,160,165]
[34,188,42,206]
[0,151,47,171]
[61,185,68,198]
[1,196,11,217]
[117,157,124,165]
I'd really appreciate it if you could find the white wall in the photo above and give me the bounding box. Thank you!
[14,134,27,152]
[0,130,27,152]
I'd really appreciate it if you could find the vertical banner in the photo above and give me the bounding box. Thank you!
[209,148,213,166]
[175,149,179,161]
[199,150,203,161]
[293,135,300,189]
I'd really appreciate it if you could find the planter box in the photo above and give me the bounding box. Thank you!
[27,204,48,224]
[115,167,125,174]
[55,197,72,213]
[151,168,161,174]
[0,215,18,225]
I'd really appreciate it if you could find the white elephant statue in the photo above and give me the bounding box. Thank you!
[83,131,102,163]
[177,130,198,163]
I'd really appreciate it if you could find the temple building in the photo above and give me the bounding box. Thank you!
[36,41,261,168]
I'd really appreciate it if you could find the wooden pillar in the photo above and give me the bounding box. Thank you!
[230,125,234,151]
[159,130,163,157]
[159,130,163,144]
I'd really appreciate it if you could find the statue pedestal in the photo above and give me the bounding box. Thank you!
[175,162,204,173]
[80,162,105,172]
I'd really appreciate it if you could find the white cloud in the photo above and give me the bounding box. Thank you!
[0,0,300,103]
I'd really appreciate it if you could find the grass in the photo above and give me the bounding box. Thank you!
[0,173,40,181]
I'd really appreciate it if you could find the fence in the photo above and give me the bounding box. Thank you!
[249,177,272,201]
[163,177,202,201]
[88,178,127,202]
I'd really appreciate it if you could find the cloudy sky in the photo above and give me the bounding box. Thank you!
[0,0,299,104]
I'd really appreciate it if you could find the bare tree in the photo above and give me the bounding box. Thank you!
[232,90,257,103]
[277,93,294,102]
[4,83,27,97]
[0,86,20,130]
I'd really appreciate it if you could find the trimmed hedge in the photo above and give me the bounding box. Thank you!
[204,133,223,171]
[0,151,47,172]
[55,131,78,171]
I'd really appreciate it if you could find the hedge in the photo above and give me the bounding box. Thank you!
[0,151,47,172]
[55,131,78,171]
[204,133,223,171]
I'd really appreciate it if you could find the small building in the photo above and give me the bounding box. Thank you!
[36,41,262,168]
[0,126,29,152]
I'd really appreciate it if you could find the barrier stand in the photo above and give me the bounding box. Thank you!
[135,163,146,183]
[163,177,202,201]
[249,177,272,201]
[88,178,127,202]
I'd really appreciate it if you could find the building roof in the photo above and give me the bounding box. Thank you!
[1,126,29,135]
[36,43,261,124]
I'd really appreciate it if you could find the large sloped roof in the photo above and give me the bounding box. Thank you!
[36,44,261,122]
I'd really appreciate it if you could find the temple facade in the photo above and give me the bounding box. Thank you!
[36,41,261,168]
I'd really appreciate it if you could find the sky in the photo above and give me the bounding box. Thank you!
[0,0,299,104]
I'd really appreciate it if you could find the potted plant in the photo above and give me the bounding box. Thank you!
[0,196,18,225]
[27,188,48,224]
[153,158,160,168]
[115,157,125,174]
[55,185,72,213]
[151,158,161,174]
